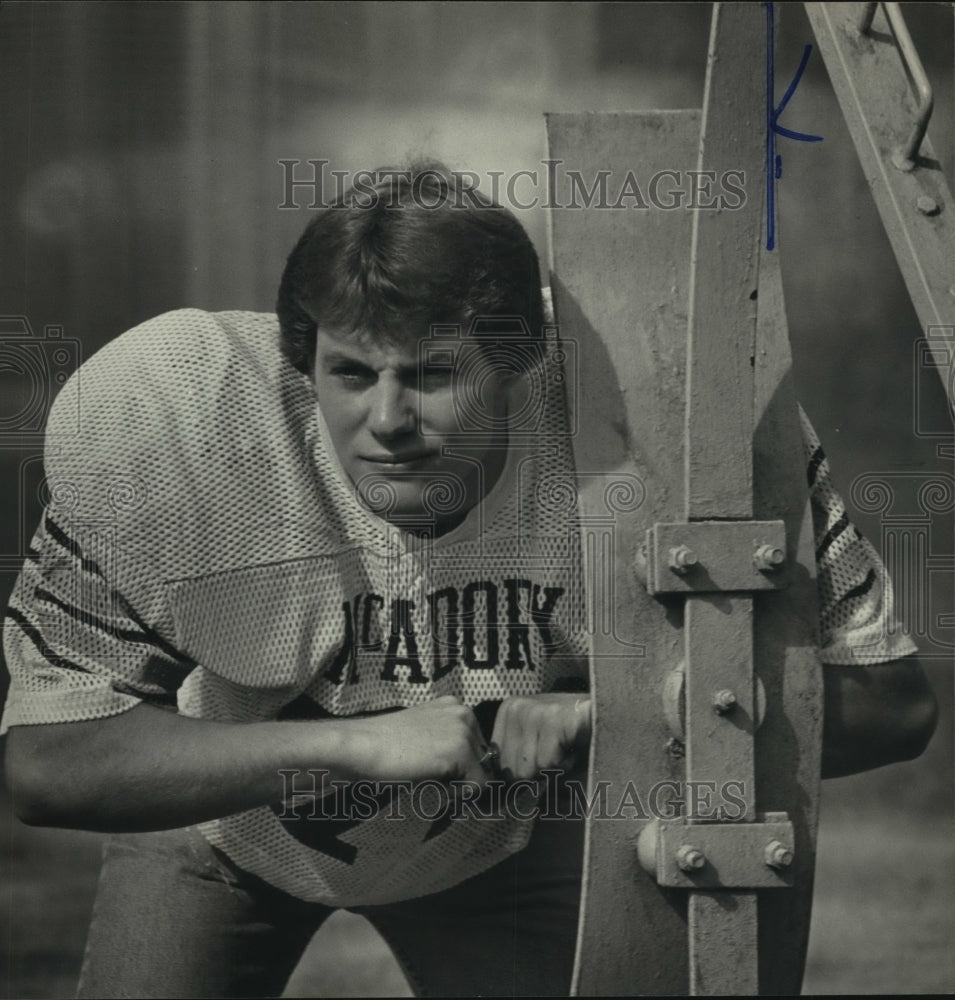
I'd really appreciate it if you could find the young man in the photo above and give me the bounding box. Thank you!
[2,165,937,997]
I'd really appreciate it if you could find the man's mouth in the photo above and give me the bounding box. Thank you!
[361,451,435,467]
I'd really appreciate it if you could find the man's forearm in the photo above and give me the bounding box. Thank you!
[4,694,490,832]
[821,655,938,779]
[3,703,358,831]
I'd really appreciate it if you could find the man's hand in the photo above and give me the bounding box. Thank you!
[342,695,491,785]
[490,692,592,781]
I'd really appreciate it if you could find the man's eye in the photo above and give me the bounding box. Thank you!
[419,366,453,389]
[331,366,374,386]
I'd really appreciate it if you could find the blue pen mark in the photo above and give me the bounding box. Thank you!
[765,2,824,250]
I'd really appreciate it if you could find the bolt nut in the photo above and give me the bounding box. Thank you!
[764,840,793,869]
[712,689,737,714]
[676,844,706,872]
[916,195,940,217]
[669,545,698,574]
[753,544,785,571]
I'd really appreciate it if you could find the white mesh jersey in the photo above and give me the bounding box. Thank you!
[2,309,914,905]
[798,407,916,666]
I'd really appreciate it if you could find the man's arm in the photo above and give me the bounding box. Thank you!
[820,653,938,778]
[490,655,939,782]
[3,695,490,832]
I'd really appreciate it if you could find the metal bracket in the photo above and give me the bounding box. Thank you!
[646,520,788,595]
[636,813,795,889]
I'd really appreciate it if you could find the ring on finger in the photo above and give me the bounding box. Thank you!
[478,741,501,770]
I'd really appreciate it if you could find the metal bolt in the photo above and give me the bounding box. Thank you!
[753,544,785,571]
[668,545,698,574]
[665,736,686,759]
[916,195,940,216]
[676,844,706,872]
[712,689,737,714]
[764,840,793,869]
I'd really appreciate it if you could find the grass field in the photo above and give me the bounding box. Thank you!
[801,811,953,995]
[1,782,951,998]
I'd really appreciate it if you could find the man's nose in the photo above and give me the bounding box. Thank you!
[368,378,416,439]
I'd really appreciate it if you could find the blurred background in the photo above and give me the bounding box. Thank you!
[0,2,951,995]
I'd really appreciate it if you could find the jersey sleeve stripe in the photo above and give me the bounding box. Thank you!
[32,585,183,659]
[839,567,877,604]
[110,678,179,709]
[815,512,850,560]
[44,516,109,580]
[5,607,92,675]
[806,444,826,488]
[39,518,192,667]
[112,591,193,665]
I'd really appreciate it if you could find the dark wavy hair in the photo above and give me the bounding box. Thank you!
[276,162,545,375]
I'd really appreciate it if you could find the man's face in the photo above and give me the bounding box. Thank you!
[313,325,513,530]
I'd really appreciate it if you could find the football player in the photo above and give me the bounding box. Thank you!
[3,164,936,997]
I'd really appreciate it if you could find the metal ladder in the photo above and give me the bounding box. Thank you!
[806,1,954,413]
